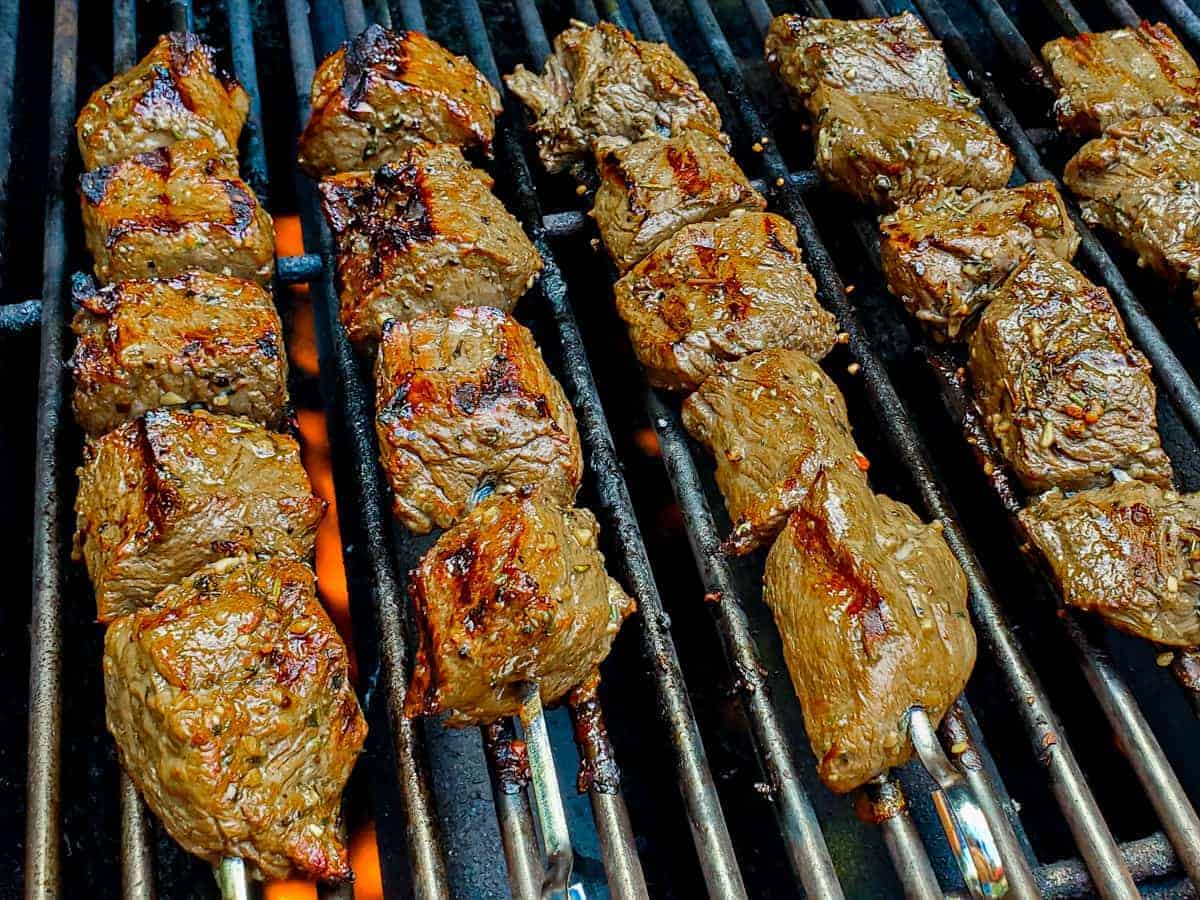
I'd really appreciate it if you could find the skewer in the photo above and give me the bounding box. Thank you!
[214,857,252,900]
[516,682,575,899]
[909,708,1009,898]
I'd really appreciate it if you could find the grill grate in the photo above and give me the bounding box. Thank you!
[11,0,1200,897]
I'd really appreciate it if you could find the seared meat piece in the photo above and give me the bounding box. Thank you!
[76,33,249,170]
[318,143,543,348]
[764,468,975,793]
[681,348,862,554]
[74,408,325,621]
[80,138,275,285]
[105,555,366,881]
[593,131,766,272]
[298,26,502,177]
[1041,22,1200,136]
[614,212,838,390]
[811,88,1014,209]
[1021,481,1200,647]
[968,250,1171,492]
[503,20,725,174]
[69,272,287,435]
[765,13,954,110]
[879,182,1079,340]
[375,308,582,534]
[406,490,635,726]
[1063,114,1200,302]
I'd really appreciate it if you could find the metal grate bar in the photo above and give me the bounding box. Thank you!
[389,0,426,34]
[23,0,81,894]
[169,0,193,33]
[0,299,42,334]
[113,0,135,71]
[1037,0,1089,35]
[482,721,544,900]
[0,0,21,287]
[1160,0,1200,50]
[672,0,1142,895]
[343,0,369,35]
[1101,0,1142,25]
[119,771,155,900]
[964,0,1046,86]
[223,0,270,200]
[451,0,734,894]
[278,1,453,895]
[25,0,78,895]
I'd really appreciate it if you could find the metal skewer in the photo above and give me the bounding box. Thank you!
[909,707,1009,898]
[517,682,576,900]
[215,857,252,900]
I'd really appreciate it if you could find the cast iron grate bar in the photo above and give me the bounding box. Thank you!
[25,0,77,896]
[0,0,21,283]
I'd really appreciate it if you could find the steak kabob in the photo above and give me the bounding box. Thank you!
[768,15,1200,669]
[296,25,636,893]
[70,34,366,887]
[1041,23,1200,306]
[506,20,1007,893]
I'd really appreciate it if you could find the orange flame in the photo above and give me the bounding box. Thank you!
[270,216,381,899]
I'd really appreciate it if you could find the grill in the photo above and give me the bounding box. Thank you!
[7,0,1200,897]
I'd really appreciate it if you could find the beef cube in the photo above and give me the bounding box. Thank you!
[765,13,954,111]
[375,307,582,534]
[503,20,726,174]
[406,490,635,726]
[593,131,766,272]
[74,408,325,621]
[318,143,543,348]
[1021,480,1200,646]
[879,182,1079,340]
[968,250,1171,492]
[1064,114,1200,302]
[764,468,975,793]
[79,138,275,285]
[76,33,249,170]
[681,348,863,554]
[70,271,287,435]
[614,211,838,390]
[104,555,366,881]
[298,26,502,177]
[811,88,1014,209]
[1042,22,1200,136]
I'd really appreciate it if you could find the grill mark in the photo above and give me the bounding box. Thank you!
[221,180,256,236]
[665,144,704,196]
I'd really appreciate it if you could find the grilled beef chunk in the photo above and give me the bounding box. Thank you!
[79,138,275,285]
[880,182,1079,340]
[968,250,1171,492]
[614,212,837,390]
[1021,481,1200,647]
[811,87,1013,209]
[765,13,954,110]
[298,26,502,177]
[74,408,325,621]
[593,131,766,272]
[70,272,287,435]
[1042,22,1200,136]
[318,143,543,348]
[76,33,249,170]
[406,490,635,726]
[104,555,366,881]
[1064,114,1200,302]
[503,20,725,174]
[681,348,862,554]
[375,308,582,534]
[764,469,975,793]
